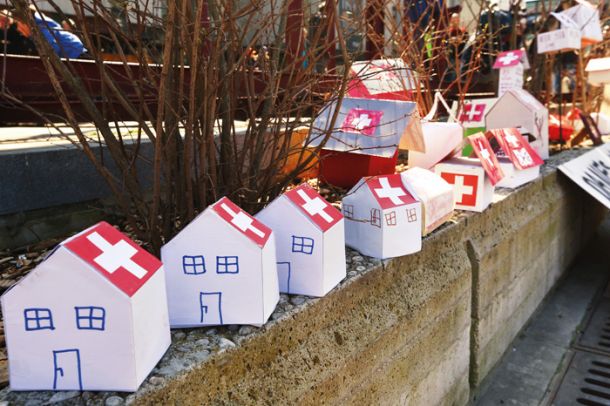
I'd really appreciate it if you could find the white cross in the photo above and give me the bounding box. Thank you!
[87,232,147,279]
[296,189,333,223]
[351,114,373,130]
[499,52,519,66]
[478,141,494,167]
[453,175,474,204]
[466,104,480,121]
[374,177,406,205]
[505,133,520,148]
[220,203,265,238]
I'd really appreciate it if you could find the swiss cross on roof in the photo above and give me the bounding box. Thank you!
[212,197,272,247]
[467,133,505,186]
[341,108,384,136]
[460,103,486,123]
[284,184,343,232]
[493,50,529,69]
[64,221,161,297]
[488,128,544,170]
[366,174,417,209]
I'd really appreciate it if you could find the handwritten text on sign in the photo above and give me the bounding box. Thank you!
[558,144,610,209]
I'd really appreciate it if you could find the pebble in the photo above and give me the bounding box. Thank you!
[173,331,186,340]
[195,338,210,347]
[238,326,255,336]
[149,376,165,386]
[227,325,239,332]
[352,255,364,262]
[348,271,357,278]
[290,296,306,306]
[356,265,366,272]
[218,337,236,349]
[105,396,124,406]
[45,391,80,404]
[271,312,283,320]
[279,294,289,304]
[206,328,218,335]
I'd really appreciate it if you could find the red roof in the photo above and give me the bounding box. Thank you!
[366,174,417,209]
[64,222,161,297]
[212,197,272,247]
[467,133,505,186]
[488,128,544,170]
[284,184,343,232]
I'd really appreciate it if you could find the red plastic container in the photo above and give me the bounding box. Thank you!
[318,149,399,189]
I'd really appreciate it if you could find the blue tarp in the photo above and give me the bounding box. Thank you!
[33,12,86,58]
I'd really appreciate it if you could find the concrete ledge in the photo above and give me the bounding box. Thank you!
[0,146,606,405]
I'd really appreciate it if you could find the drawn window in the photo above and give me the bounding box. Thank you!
[216,256,239,274]
[385,211,397,226]
[292,236,315,254]
[343,204,354,219]
[75,306,106,331]
[24,308,54,331]
[370,209,381,228]
[407,208,418,223]
[182,255,206,275]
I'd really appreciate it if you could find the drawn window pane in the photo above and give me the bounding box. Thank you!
[216,256,239,274]
[24,308,55,331]
[407,208,418,223]
[343,204,354,219]
[182,255,206,275]
[384,211,397,226]
[75,306,106,331]
[370,208,381,228]
[291,236,315,254]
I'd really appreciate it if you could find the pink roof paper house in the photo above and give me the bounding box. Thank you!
[1,221,171,391]
[493,50,529,96]
[400,167,455,235]
[485,89,549,160]
[256,184,346,297]
[434,133,504,212]
[342,174,422,259]
[161,197,279,327]
[488,128,544,188]
[347,58,417,101]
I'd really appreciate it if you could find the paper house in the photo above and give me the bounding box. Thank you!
[557,0,603,46]
[485,89,549,160]
[487,128,544,188]
[347,58,417,101]
[451,97,498,142]
[408,122,462,169]
[307,97,422,187]
[1,221,170,391]
[342,174,422,259]
[537,28,581,53]
[161,197,279,327]
[586,58,610,86]
[400,167,454,235]
[255,184,346,297]
[493,50,529,96]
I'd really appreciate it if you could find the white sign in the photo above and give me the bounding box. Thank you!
[537,28,581,54]
[559,144,610,209]
[498,64,524,96]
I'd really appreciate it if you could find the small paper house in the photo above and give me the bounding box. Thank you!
[488,128,544,188]
[255,184,346,297]
[586,58,610,86]
[307,97,423,187]
[485,89,549,160]
[493,50,529,96]
[452,98,498,141]
[342,174,422,259]
[558,0,603,46]
[400,167,455,235]
[347,58,417,101]
[1,222,171,391]
[161,197,279,327]
[435,133,504,212]
[537,28,581,53]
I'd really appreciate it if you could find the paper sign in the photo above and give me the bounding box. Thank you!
[460,103,486,124]
[162,197,279,327]
[1,222,171,391]
[468,133,505,185]
[256,184,346,297]
[498,65,524,96]
[489,128,544,170]
[559,144,610,209]
[537,28,581,53]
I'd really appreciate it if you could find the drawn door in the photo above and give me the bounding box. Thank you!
[276,262,292,293]
[53,349,83,390]
[199,292,223,325]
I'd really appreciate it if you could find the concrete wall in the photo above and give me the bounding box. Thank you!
[0,148,606,405]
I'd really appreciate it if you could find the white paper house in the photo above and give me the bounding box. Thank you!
[586,57,610,86]
[306,97,424,157]
[342,174,422,259]
[256,184,346,297]
[347,58,417,101]
[435,157,495,212]
[400,167,455,235]
[493,50,529,96]
[161,197,279,327]
[451,98,498,138]
[485,89,549,160]
[1,221,171,392]
[558,0,603,46]
[488,128,544,189]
